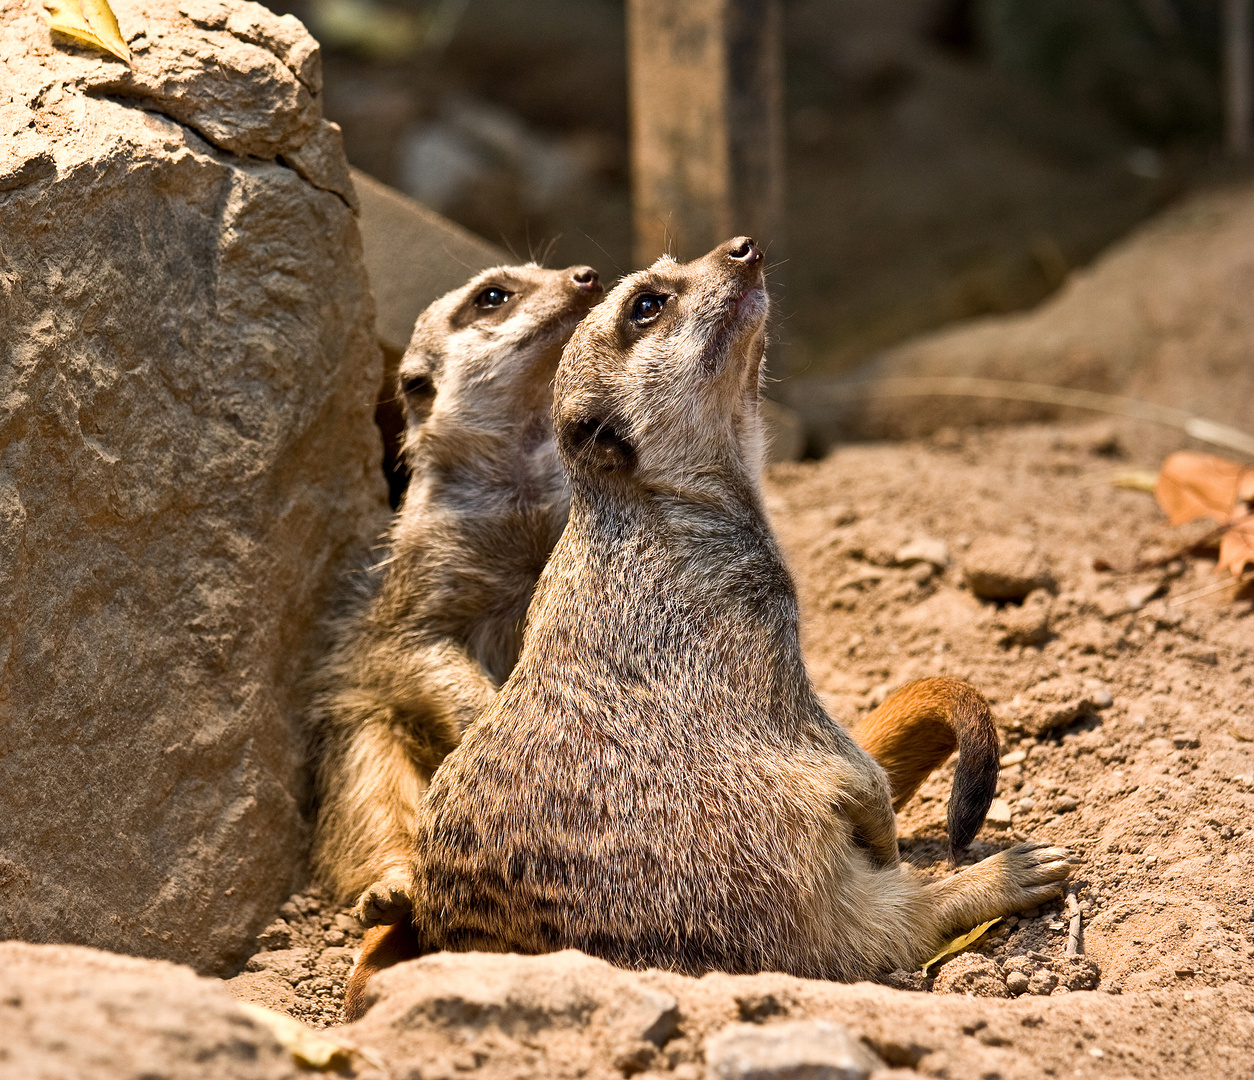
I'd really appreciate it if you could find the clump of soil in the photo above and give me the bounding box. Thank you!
[232,419,1252,1024]
[229,891,363,1027]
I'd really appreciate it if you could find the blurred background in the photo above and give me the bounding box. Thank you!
[270,0,1250,385]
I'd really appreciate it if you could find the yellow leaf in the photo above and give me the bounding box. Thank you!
[79,0,131,61]
[44,0,131,63]
[921,917,1001,975]
[1109,468,1160,493]
[236,1002,353,1071]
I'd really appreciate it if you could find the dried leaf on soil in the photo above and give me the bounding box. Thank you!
[1219,516,1254,577]
[921,918,1001,975]
[1110,468,1160,493]
[1154,451,1254,578]
[236,1002,352,1070]
[1154,451,1251,525]
[43,0,131,62]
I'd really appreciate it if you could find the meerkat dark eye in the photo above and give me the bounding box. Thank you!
[401,373,435,398]
[630,293,668,324]
[475,286,513,309]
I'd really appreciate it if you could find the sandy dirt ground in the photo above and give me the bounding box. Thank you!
[233,419,1252,1040]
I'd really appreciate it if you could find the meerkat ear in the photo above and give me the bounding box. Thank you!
[561,416,636,474]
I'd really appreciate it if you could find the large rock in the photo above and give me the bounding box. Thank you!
[0,942,303,1079]
[0,0,387,973]
[786,181,1254,460]
[341,949,1254,1080]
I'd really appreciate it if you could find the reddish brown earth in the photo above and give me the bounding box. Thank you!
[768,421,1253,996]
[228,419,1253,1075]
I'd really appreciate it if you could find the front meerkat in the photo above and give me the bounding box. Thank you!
[309,262,602,924]
[375,238,1076,986]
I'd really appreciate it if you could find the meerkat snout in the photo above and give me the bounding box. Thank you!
[570,265,601,289]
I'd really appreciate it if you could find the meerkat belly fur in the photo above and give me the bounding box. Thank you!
[308,262,602,924]
[383,237,1077,987]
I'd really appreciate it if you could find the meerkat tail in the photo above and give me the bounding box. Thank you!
[342,920,426,1022]
[849,676,1000,858]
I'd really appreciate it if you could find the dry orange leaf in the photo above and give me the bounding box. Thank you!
[44,0,131,63]
[1220,516,1254,577]
[1155,451,1254,580]
[1154,451,1250,526]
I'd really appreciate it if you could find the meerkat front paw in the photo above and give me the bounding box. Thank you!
[352,876,412,927]
[999,840,1081,909]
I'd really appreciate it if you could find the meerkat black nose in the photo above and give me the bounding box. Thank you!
[571,266,601,291]
[726,237,762,265]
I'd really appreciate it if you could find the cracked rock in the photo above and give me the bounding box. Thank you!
[0,0,385,973]
[930,954,1010,998]
[1002,675,1114,737]
[344,951,680,1075]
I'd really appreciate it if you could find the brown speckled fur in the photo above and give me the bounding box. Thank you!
[346,240,1076,1016]
[308,263,601,924]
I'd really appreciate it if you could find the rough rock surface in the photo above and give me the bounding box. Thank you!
[705,1020,885,1079]
[787,180,1254,460]
[0,0,386,973]
[0,942,303,1079]
[334,948,1254,1080]
[17,939,1254,1080]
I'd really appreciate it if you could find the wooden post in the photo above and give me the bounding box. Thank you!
[626,0,784,267]
[1225,0,1252,156]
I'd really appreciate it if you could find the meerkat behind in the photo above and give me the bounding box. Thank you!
[358,238,1076,995]
[309,262,602,925]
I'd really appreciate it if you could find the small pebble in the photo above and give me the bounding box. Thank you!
[1056,795,1078,813]
[1006,971,1030,995]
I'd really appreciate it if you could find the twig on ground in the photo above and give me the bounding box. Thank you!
[1065,889,1083,957]
[1169,571,1254,606]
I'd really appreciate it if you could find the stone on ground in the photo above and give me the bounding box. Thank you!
[0,942,303,1080]
[0,0,386,974]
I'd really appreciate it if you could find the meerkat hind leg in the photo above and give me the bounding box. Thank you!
[316,701,433,926]
[919,841,1079,955]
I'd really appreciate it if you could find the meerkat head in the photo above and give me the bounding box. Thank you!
[554,237,769,501]
[397,264,603,461]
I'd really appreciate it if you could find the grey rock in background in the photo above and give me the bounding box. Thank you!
[787,181,1254,461]
[0,0,387,974]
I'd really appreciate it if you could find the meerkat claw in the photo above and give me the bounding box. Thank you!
[352,879,412,927]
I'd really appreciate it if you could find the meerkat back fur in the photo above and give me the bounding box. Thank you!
[309,262,602,923]
[388,238,1076,986]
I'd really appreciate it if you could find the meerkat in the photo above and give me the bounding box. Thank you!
[308,261,602,925]
[343,240,1072,1017]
